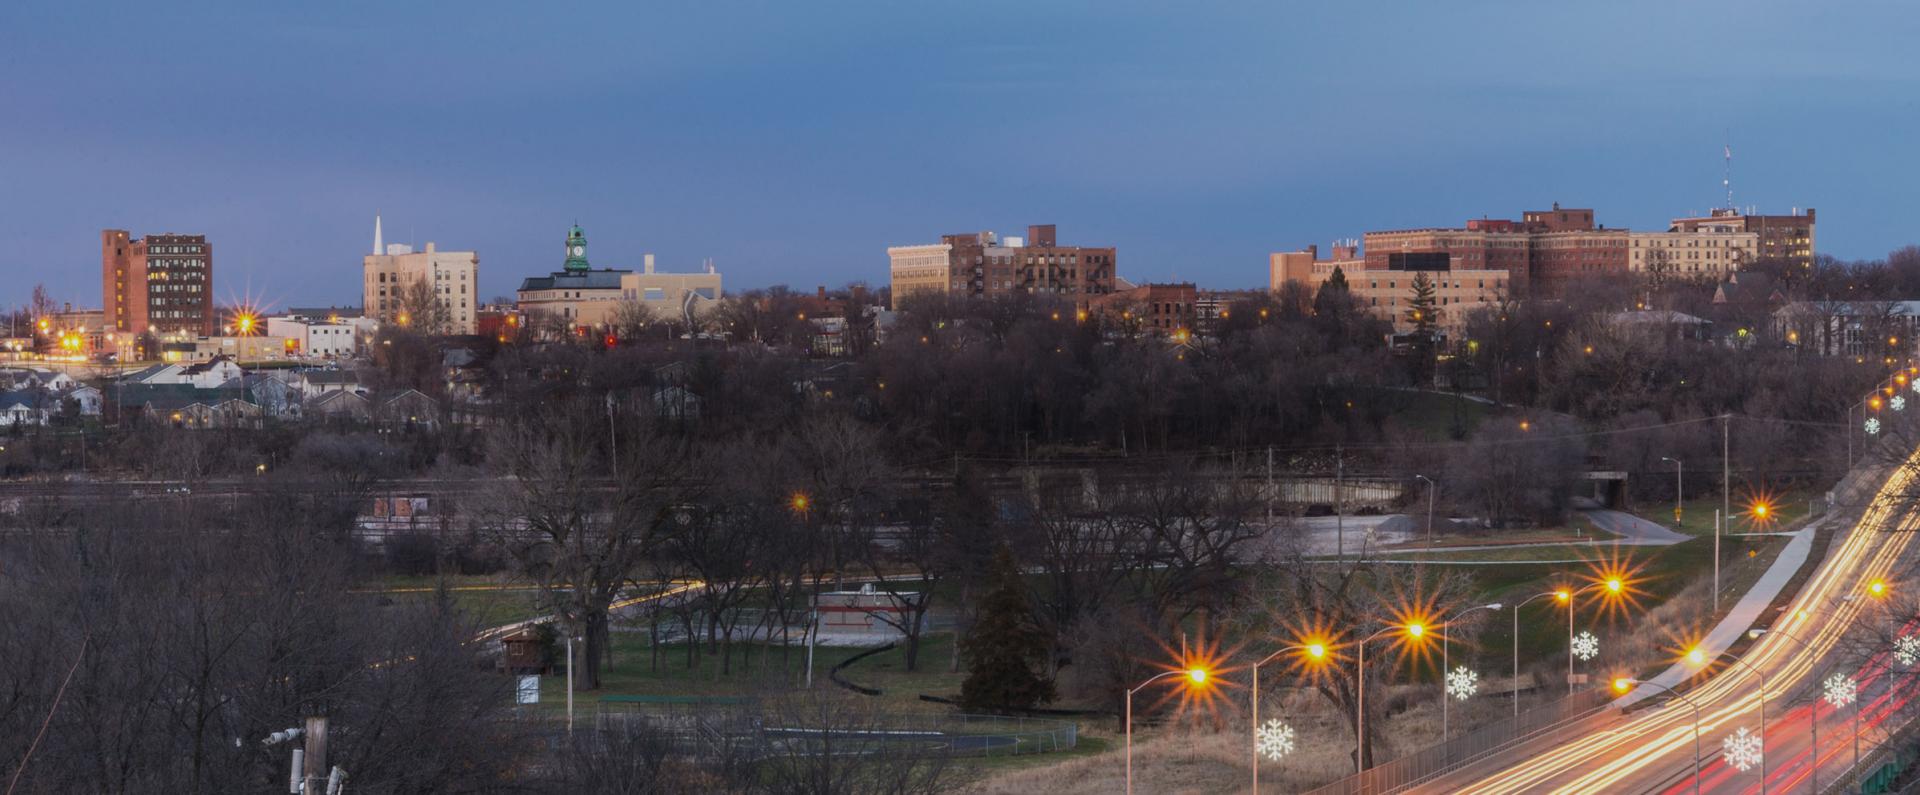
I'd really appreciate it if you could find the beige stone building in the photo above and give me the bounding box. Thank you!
[620,254,723,320]
[516,225,723,333]
[1629,228,1759,282]
[1273,242,1510,333]
[361,216,478,334]
[887,243,954,301]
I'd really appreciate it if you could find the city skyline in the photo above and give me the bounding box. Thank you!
[5,1,1917,309]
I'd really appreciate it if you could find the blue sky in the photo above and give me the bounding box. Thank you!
[3,1,1917,310]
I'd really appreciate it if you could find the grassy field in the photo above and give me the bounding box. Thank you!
[1389,390,1494,441]
[1639,487,1820,537]
[532,631,967,714]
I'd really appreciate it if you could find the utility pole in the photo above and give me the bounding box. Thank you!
[1713,510,1721,614]
[302,715,329,795]
[606,392,618,479]
[1728,416,1743,526]
[1265,445,1274,526]
[1335,446,1345,560]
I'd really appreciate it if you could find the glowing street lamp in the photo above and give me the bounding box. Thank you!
[1868,579,1888,599]
[1613,677,1701,794]
[1249,641,1328,793]
[1686,647,1769,791]
[1352,622,1425,773]
[1660,456,1683,525]
[1126,666,1211,795]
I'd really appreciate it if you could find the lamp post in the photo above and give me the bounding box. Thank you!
[1127,667,1208,795]
[1557,579,1621,694]
[1250,643,1327,794]
[1442,603,1502,739]
[1749,627,1822,792]
[1414,474,1436,546]
[1660,456,1682,526]
[1614,678,1702,794]
[1688,647,1769,793]
[1511,591,1562,717]
[1355,622,1424,773]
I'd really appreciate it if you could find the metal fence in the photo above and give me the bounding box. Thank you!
[590,706,1076,759]
[1305,688,1613,795]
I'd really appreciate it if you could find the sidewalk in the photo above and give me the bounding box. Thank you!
[1613,515,1822,708]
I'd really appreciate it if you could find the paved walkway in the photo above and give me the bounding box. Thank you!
[1615,516,1821,707]
[1579,508,1692,546]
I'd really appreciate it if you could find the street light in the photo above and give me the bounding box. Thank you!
[1353,622,1425,773]
[1613,677,1701,794]
[1510,591,1564,717]
[1249,642,1327,794]
[1660,456,1683,525]
[1554,581,1620,694]
[1749,627,1824,792]
[1686,647,1770,792]
[1127,667,1210,795]
[1414,475,1436,546]
[1442,603,1502,739]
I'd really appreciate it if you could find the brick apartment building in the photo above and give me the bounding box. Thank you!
[1090,282,1197,333]
[102,230,214,337]
[888,224,1117,305]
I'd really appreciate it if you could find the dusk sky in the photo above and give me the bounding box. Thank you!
[4,1,1917,311]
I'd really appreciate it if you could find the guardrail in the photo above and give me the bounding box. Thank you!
[1304,687,1612,795]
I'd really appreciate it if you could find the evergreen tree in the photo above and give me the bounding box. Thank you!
[1406,272,1439,384]
[959,546,1055,711]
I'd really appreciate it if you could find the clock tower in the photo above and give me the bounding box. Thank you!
[563,224,590,273]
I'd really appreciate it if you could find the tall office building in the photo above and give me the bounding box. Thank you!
[101,229,214,337]
[361,215,480,335]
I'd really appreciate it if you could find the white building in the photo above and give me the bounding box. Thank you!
[362,215,479,335]
[1629,227,1759,281]
[267,317,357,359]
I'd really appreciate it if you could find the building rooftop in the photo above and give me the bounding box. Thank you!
[519,268,630,291]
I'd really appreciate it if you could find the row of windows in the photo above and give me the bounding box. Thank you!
[149,261,206,273]
[149,245,203,254]
[148,265,207,278]
[1369,280,1506,290]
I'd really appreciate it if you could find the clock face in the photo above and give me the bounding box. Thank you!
[570,245,583,257]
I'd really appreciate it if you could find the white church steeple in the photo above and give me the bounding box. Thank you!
[374,213,384,255]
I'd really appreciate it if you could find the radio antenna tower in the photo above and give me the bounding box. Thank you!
[1723,137,1735,212]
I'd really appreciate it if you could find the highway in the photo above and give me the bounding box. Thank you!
[1415,449,1920,794]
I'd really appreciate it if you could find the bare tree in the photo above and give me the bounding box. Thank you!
[482,393,695,690]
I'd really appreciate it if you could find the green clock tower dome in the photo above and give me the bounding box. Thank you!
[563,224,590,273]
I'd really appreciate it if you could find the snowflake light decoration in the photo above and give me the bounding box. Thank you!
[1896,635,1920,668]
[1722,727,1763,772]
[1254,719,1296,761]
[1823,673,1857,708]
[1896,396,1909,412]
[1572,631,1600,661]
[1866,417,1882,435]
[1913,379,1920,395]
[1445,665,1479,701]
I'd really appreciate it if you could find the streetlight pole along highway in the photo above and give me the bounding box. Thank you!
[1660,456,1682,526]
[1414,474,1436,546]
[1686,646,1770,793]
[1558,578,1623,694]
[1249,642,1327,794]
[1442,603,1502,739]
[1355,621,1425,773]
[1510,591,1564,717]
[1126,666,1209,795]
[1748,626,1824,793]
[1614,677,1703,794]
